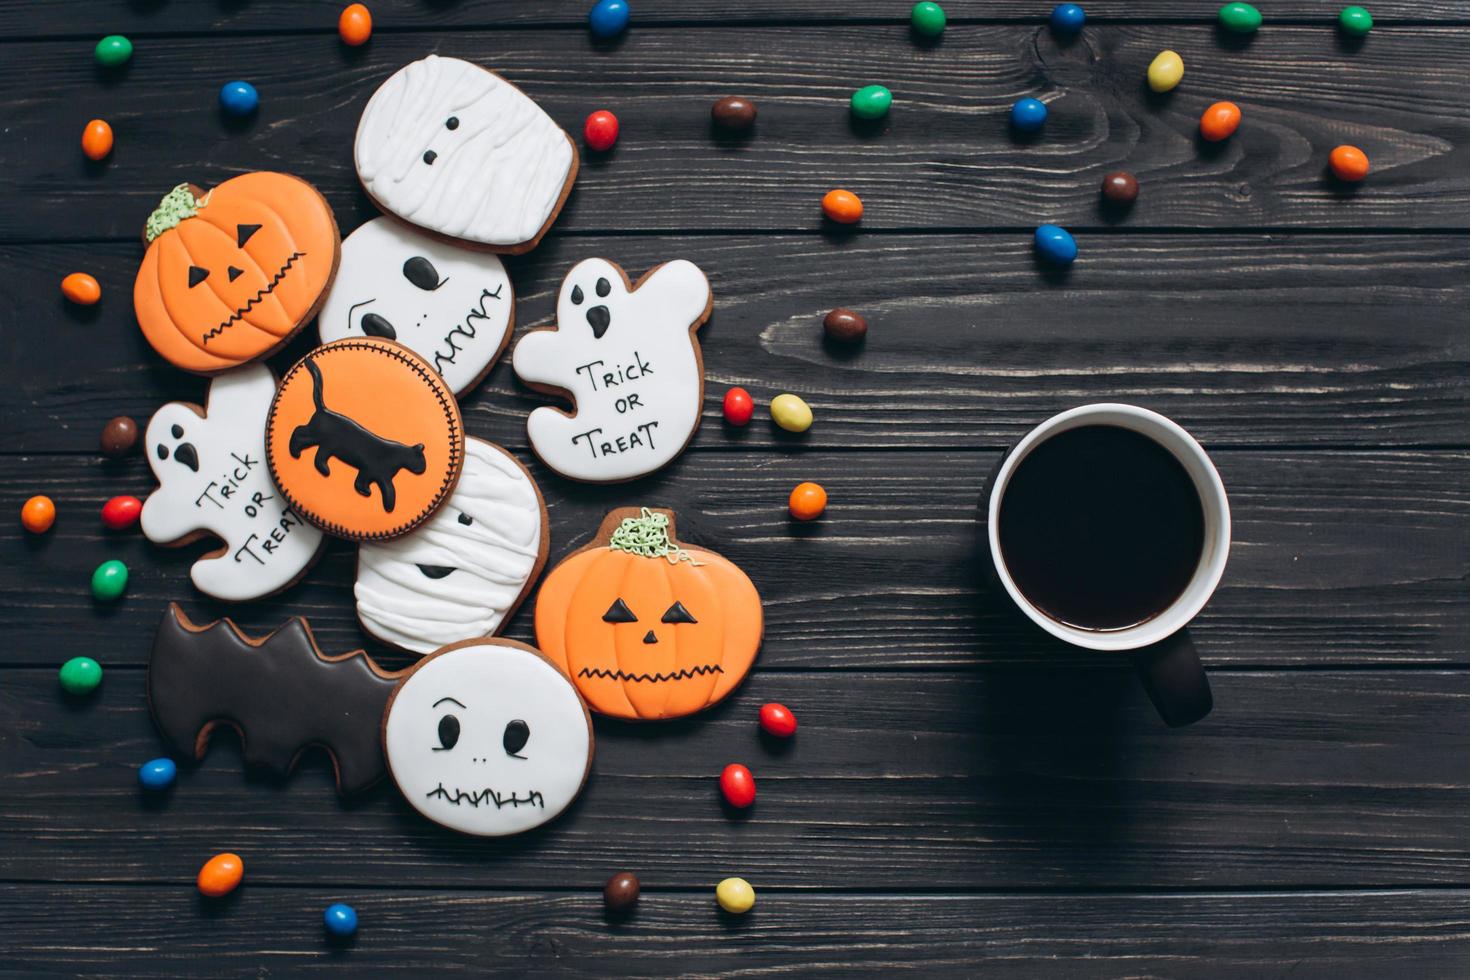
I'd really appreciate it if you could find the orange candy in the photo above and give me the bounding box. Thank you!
[81,119,114,161]
[1329,144,1370,182]
[338,3,372,46]
[61,272,102,306]
[788,482,828,521]
[1199,102,1241,142]
[821,189,863,224]
[21,495,56,534]
[197,852,244,897]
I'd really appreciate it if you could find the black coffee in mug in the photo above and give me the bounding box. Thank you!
[996,425,1205,631]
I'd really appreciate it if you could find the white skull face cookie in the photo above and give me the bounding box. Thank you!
[141,364,325,601]
[354,55,578,253]
[382,639,593,837]
[355,438,548,655]
[319,218,515,396]
[511,258,713,483]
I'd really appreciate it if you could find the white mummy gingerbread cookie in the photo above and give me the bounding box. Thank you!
[382,639,593,837]
[319,218,515,396]
[354,55,578,253]
[512,258,713,483]
[141,364,325,601]
[355,438,548,655]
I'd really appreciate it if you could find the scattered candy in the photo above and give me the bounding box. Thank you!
[197,853,244,898]
[910,1,946,36]
[723,387,755,426]
[719,764,756,808]
[716,877,755,914]
[821,189,863,225]
[1330,144,1370,182]
[1101,171,1140,205]
[759,702,798,738]
[583,109,619,151]
[219,80,259,117]
[100,416,139,458]
[324,903,359,936]
[1199,101,1242,142]
[138,757,177,790]
[61,272,102,306]
[59,656,102,696]
[81,119,113,161]
[604,871,640,912]
[1034,224,1077,266]
[94,35,133,68]
[101,495,142,531]
[1010,97,1048,133]
[850,84,893,121]
[91,559,129,601]
[788,482,828,521]
[1218,2,1262,33]
[1339,5,1373,36]
[21,495,56,534]
[770,393,814,432]
[1147,50,1184,93]
[711,96,757,132]
[823,308,868,343]
[338,4,373,46]
[1050,3,1086,36]
[588,0,630,38]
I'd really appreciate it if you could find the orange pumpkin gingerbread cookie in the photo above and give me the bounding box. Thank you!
[535,507,763,720]
[133,173,340,375]
[266,339,463,541]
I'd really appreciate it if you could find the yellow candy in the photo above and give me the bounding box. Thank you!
[716,877,755,914]
[1147,50,1184,93]
[770,393,813,433]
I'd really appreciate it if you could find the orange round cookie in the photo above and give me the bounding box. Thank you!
[267,339,463,541]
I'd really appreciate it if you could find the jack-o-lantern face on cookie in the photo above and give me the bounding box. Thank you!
[134,173,341,375]
[535,508,763,720]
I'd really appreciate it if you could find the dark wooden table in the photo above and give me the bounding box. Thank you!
[3,2,1469,975]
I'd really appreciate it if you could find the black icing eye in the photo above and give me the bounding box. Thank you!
[156,444,169,460]
[435,714,460,751]
[236,224,260,248]
[602,598,638,623]
[403,256,442,291]
[445,116,459,130]
[457,512,473,526]
[227,266,243,282]
[661,601,698,625]
[360,313,397,340]
[423,150,437,165]
[570,284,584,305]
[171,424,184,439]
[187,266,209,288]
[503,720,529,758]
[596,277,611,298]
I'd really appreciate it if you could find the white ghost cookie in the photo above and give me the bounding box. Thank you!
[511,258,713,483]
[382,639,593,837]
[141,364,325,601]
[319,218,515,396]
[354,55,578,253]
[355,438,548,655]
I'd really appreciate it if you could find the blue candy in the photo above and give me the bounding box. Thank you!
[218,80,259,117]
[324,903,359,937]
[1034,225,1078,265]
[1050,3,1086,35]
[138,757,177,790]
[1010,97,1048,133]
[588,0,630,38]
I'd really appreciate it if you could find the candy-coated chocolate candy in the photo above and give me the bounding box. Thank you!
[850,84,892,120]
[197,853,244,897]
[584,109,619,151]
[1034,224,1077,265]
[324,903,358,936]
[788,482,828,521]
[1010,97,1048,133]
[1330,145,1370,182]
[1050,3,1086,35]
[59,656,102,696]
[719,763,756,808]
[821,189,863,224]
[588,0,630,38]
[81,119,113,161]
[101,495,142,531]
[1147,50,1184,93]
[770,393,813,432]
[61,272,102,306]
[711,96,757,132]
[138,757,177,790]
[21,495,56,534]
[1101,171,1139,204]
[759,702,798,738]
[716,877,755,914]
[91,559,129,601]
[94,35,133,68]
[1218,2,1262,32]
[338,4,373,46]
[723,387,755,427]
[1199,101,1242,142]
[911,1,946,36]
[219,80,259,116]
[823,308,867,343]
[604,872,640,912]
[100,416,139,458]
[1339,5,1373,36]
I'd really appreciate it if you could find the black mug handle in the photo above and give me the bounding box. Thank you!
[1131,629,1213,727]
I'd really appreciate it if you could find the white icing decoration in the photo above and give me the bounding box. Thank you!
[383,642,591,837]
[355,438,545,654]
[354,56,575,248]
[319,218,515,396]
[141,364,324,602]
[511,258,712,482]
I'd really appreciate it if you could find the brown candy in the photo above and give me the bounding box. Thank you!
[604,871,640,912]
[1101,171,1140,205]
[100,416,139,458]
[823,308,868,344]
[711,97,757,132]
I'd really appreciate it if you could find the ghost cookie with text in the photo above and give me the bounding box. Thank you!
[142,364,325,601]
[536,507,763,720]
[512,259,713,483]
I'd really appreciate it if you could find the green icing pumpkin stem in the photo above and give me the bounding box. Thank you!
[609,508,702,565]
[144,184,208,243]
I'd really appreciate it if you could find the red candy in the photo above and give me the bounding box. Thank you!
[722,387,754,426]
[759,702,798,738]
[584,110,619,151]
[719,763,756,808]
[101,495,142,531]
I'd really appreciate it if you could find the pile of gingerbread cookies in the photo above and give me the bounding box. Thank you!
[136,54,762,838]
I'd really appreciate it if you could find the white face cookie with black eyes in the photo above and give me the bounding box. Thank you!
[382,640,593,837]
[319,218,514,396]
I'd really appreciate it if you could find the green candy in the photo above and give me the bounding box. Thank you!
[1339,5,1372,36]
[910,1,946,36]
[94,35,133,68]
[91,559,128,601]
[59,656,102,696]
[1218,2,1262,32]
[850,84,893,120]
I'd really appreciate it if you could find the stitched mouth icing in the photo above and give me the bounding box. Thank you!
[202,251,305,345]
[577,664,724,683]
[426,783,544,809]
